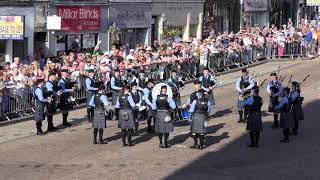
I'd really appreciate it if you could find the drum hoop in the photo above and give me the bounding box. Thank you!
[152,83,173,100]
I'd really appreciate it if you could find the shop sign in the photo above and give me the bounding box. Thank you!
[306,0,320,6]
[0,16,24,40]
[56,6,101,32]
[244,0,268,12]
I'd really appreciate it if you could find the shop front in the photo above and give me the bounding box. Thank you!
[48,1,109,56]
[152,0,204,43]
[0,7,34,63]
[109,2,152,49]
[243,0,268,28]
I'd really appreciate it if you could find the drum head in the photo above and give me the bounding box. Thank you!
[139,106,146,111]
[152,83,173,100]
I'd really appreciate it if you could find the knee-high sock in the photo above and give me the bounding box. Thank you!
[238,110,243,121]
[249,131,255,145]
[115,108,120,120]
[158,133,163,145]
[255,131,260,145]
[93,128,98,141]
[121,129,127,144]
[192,134,198,146]
[199,135,204,147]
[62,113,68,124]
[273,113,279,124]
[47,115,54,128]
[283,128,289,140]
[98,129,104,142]
[164,133,169,146]
[128,129,133,145]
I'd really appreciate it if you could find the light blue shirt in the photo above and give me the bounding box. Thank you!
[89,94,110,108]
[199,75,218,89]
[58,77,72,93]
[236,76,255,93]
[289,89,300,102]
[143,87,153,106]
[86,77,98,91]
[189,99,211,113]
[267,80,284,96]
[132,76,147,91]
[45,80,57,96]
[239,96,254,108]
[115,93,136,108]
[275,96,289,110]
[151,95,176,110]
[111,76,122,91]
[35,87,48,103]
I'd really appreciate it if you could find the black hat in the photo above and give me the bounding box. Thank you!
[122,84,130,90]
[291,81,298,86]
[193,79,201,84]
[148,79,155,84]
[161,85,167,90]
[61,69,68,73]
[48,72,57,76]
[242,68,248,73]
[131,81,137,88]
[36,78,45,85]
[270,72,277,77]
[114,69,120,72]
[88,69,94,73]
[203,67,209,71]
[172,69,177,73]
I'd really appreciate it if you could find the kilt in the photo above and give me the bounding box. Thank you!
[92,109,106,129]
[246,112,263,131]
[280,112,295,128]
[291,103,304,121]
[119,109,135,129]
[59,93,73,111]
[87,91,95,106]
[155,110,174,133]
[34,103,45,122]
[191,113,206,134]
[268,96,279,112]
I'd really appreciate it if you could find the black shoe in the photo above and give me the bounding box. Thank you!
[47,126,58,132]
[237,120,242,123]
[271,125,279,129]
[159,144,165,148]
[280,139,289,143]
[164,144,170,148]
[62,122,72,127]
[93,140,97,144]
[198,145,204,150]
[190,145,198,149]
[99,140,107,144]
[291,131,298,136]
[122,143,128,147]
[36,131,45,136]
[248,144,255,148]
[128,143,135,146]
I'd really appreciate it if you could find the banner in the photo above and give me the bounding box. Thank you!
[56,6,101,32]
[244,0,268,12]
[0,16,24,40]
[306,0,320,6]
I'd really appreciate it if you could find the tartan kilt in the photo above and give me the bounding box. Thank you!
[87,91,95,106]
[246,112,263,131]
[280,112,295,128]
[291,104,304,121]
[155,110,174,133]
[268,96,279,112]
[191,113,206,134]
[119,109,135,129]
[92,109,106,129]
[59,94,73,111]
[46,99,56,115]
[34,103,45,122]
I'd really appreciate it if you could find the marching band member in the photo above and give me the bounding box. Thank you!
[89,85,110,144]
[115,85,136,147]
[86,69,98,122]
[275,87,294,142]
[199,67,218,106]
[134,70,148,92]
[34,79,52,135]
[143,79,155,132]
[130,82,142,136]
[187,80,203,106]
[111,69,123,120]
[45,72,60,132]
[289,81,304,136]
[241,87,263,148]
[168,69,184,120]
[267,73,284,129]
[189,89,211,150]
[152,85,176,148]
[236,69,255,123]
[59,69,75,127]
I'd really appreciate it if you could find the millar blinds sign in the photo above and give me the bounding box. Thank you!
[56,6,101,32]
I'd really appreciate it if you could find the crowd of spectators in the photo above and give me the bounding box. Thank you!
[1,18,319,120]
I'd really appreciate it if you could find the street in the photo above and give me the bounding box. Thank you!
[0,60,320,180]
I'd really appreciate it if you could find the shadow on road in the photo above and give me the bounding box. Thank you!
[163,99,320,180]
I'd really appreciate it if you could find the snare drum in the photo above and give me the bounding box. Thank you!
[180,107,190,120]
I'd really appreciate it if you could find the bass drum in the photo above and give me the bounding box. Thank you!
[167,82,180,100]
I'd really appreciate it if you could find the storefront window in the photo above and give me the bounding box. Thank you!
[82,34,96,51]
[67,35,81,52]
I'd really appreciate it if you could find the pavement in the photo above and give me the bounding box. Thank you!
[0,59,319,180]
